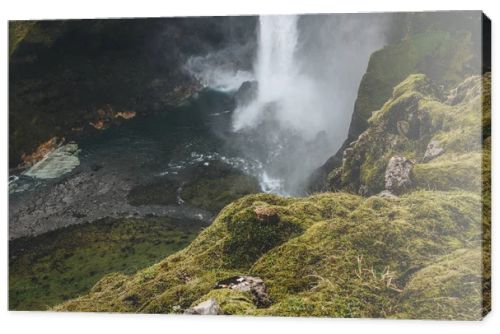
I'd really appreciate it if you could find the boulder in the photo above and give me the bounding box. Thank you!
[234,80,258,107]
[184,298,220,315]
[254,206,279,224]
[423,140,444,162]
[215,275,271,307]
[384,156,413,194]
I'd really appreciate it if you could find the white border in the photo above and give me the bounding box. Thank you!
[1,1,499,333]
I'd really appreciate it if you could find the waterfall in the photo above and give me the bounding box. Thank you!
[255,15,299,105]
[232,15,317,133]
[229,14,388,195]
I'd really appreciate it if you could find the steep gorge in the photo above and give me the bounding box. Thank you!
[9,12,490,319]
[51,12,490,319]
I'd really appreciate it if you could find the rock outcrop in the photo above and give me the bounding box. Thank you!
[215,275,271,307]
[308,12,485,192]
[184,298,220,315]
[423,140,444,162]
[384,156,413,194]
[235,80,258,107]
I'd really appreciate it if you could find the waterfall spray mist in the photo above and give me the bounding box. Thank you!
[185,14,389,195]
[233,15,322,138]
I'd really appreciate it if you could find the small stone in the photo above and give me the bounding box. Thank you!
[235,81,258,107]
[384,156,413,194]
[254,206,279,223]
[423,140,444,162]
[184,298,220,315]
[215,275,271,307]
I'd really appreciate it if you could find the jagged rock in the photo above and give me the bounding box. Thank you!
[384,156,413,194]
[235,80,258,107]
[342,147,355,167]
[376,190,400,200]
[423,140,444,162]
[184,298,220,315]
[215,275,271,307]
[254,206,279,224]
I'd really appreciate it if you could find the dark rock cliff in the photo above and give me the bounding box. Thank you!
[9,17,257,167]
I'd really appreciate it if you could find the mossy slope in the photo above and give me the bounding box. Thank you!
[54,188,486,319]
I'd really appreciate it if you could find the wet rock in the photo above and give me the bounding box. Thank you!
[384,156,413,194]
[115,111,136,120]
[423,140,444,162]
[235,80,258,107]
[184,298,220,315]
[23,143,80,179]
[254,206,279,224]
[19,137,61,168]
[215,275,271,307]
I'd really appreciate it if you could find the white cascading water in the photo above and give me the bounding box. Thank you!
[255,15,298,108]
[232,15,319,194]
[233,15,320,136]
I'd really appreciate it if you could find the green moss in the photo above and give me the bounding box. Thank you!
[127,178,179,206]
[9,216,203,310]
[9,21,36,56]
[53,189,483,319]
[127,162,261,213]
[412,153,481,191]
[250,191,481,318]
[348,30,479,140]
[396,248,483,320]
[181,166,261,212]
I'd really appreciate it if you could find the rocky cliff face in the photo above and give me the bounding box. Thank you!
[54,71,491,319]
[9,17,257,167]
[308,11,485,192]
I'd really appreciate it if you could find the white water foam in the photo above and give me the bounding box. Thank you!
[232,15,321,139]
